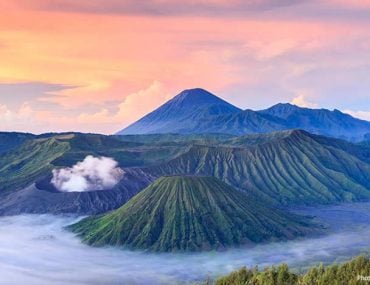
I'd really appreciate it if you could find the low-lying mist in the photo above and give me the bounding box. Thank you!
[0,203,369,285]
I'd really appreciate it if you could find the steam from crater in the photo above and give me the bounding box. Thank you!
[51,155,124,192]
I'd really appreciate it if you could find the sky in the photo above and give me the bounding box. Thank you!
[1,0,370,134]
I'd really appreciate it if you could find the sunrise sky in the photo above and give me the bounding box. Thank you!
[1,0,370,134]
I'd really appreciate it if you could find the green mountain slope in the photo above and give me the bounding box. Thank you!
[0,133,159,215]
[0,132,35,154]
[0,132,238,215]
[0,136,70,192]
[0,130,241,194]
[0,132,188,193]
[2,130,370,215]
[69,176,317,252]
[147,130,370,206]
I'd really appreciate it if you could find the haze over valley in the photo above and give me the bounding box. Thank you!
[0,202,368,284]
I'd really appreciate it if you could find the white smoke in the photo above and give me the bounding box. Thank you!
[51,155,124,192]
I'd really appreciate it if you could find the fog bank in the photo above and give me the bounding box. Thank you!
[0,203,369,285]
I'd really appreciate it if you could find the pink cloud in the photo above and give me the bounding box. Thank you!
[1,1,370,133]
[77,81,173,132]
[327,0,370,8]
[4,0,302,16]
[344,109,370,121]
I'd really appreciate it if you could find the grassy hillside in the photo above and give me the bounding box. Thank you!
[147,130,370,206]
[2,130,370,215]
[0,132,35,154]
[0,136,70,192]
[0,132,160,214]
[115,133,235,145]
[69,176,318,252]
[50,133,188,168]
[215,255,370,285]
[0,131,238,193]
[0,132,189,193]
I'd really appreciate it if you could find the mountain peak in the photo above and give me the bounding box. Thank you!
[177,87,212,97]
[261,102,301,112]
[117,88,370,141]
[258,103,304,119]
[117,88,240,135]
[170,88,233,107]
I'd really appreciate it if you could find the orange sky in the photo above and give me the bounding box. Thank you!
[1,0,370,134]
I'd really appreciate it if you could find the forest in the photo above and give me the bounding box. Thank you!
[213,255,370,285]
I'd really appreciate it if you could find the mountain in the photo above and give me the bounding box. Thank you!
[2,130,370,215]
[117,88,241,135]
[0,133,161,215]
[259,103,370,141]
[0,168,153,216]
[0,132,35,154]
[117,88,370,141]
[69,176,317,252]
[0,135,70,192]
[0,132,189,193]
[0,132,236,215]
[192,109,288,135]
[145,130,370,206]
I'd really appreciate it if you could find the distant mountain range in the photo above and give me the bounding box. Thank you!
[117,88,370,142]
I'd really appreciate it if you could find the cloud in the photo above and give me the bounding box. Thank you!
[1,0,370,134]
[8,0,370,22]
[9,0,304,16]
[51,155,124,192]
[245,38,299,60]
[114,81,172,126]
[0,103,37,131]
[0,82,71,108]
[291,93,318,108]
[343,110,370,121]
[328,0,370,9]
[0,202,369,284]
[77,81,173,131]
[0,82,173,134]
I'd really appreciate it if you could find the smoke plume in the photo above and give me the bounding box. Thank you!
[51,155,124,192]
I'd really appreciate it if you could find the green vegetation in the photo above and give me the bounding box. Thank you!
[149,130,370,206]
[50,133,188,167]
[0,136,70,191]
[2,129,370,212]
[69,176,317,252]
[115,133,235,145]
[0,132,195,192]
[215,255,370,285]
[0,132,35,153]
